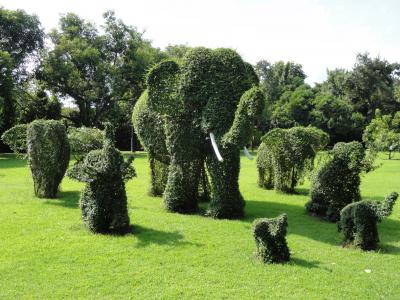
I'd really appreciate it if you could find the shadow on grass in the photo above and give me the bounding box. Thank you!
[243,199,400,248]
[44,190,80,208]
[132,224,203,248]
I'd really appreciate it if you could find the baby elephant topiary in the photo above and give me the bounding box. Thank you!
[27,120,70,198]
[67,123,136,234]
[338,192,398,250]
[252,214,290,263]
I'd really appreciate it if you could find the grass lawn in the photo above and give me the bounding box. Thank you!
[0,152,399,299]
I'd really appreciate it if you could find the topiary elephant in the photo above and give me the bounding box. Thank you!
[145,47,264,219]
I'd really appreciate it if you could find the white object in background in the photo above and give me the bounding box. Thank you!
[243,146,253,160]
[210,132,223,162]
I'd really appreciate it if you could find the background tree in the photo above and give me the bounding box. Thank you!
[363,110,400,159]
[0,8,44,150]
[345,53,400,122]
[40,11,164,148]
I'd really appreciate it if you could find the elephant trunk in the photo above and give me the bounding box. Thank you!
[221,87,264,149]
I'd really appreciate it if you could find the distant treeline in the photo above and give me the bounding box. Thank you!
[1,7,399,152]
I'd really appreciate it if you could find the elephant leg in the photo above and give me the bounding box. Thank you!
[80,184,109,233]
[149,156,169,197]
[206,149,245,219]
[110,181,131,234]
[163,158,201,213]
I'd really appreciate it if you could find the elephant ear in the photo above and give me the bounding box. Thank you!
[146,59,181,116]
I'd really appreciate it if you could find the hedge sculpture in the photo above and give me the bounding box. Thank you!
[133,89,212,200]
[132,90,170,196]
[67,123,135,234]
[252,214,290,263]
[26,120,70,198]
[338,192,398,250]
[305,141,367,222]
[67,126,104,161]
[257,126,329,193]
[145,47,264,218]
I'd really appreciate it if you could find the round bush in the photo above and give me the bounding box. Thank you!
[67,126,103,160]
[1,124,28,156]
[27,120,70,198]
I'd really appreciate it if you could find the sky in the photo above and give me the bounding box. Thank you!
[2,0,400,84]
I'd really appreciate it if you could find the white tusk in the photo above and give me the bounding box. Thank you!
[243,146,253,160]
[209,132,223,162]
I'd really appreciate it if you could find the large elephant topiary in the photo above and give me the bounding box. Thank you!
[145,47,264,219]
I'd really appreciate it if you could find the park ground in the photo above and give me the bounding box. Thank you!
[0,152,399,299]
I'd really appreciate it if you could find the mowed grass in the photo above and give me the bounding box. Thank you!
[0,152,400,299]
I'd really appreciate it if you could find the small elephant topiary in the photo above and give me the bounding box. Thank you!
[305,141,367,222]
[338,192,398,250]
[27,120,70,198]
[252,214,290,263]
[67,123,136,234]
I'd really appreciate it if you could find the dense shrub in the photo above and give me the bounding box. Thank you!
[1,124,28,156]
[146,48,264,217]
[257,126,329,193]
[68,126,104,160]
[26,120,70,198]
[305,141,371,222]
[338,192,398,250]
[67,123,135,234]
[252,214,290,263]
[132,90,170,196]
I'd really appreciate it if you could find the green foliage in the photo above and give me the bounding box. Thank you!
[132,90,169,196]
[16,86,61,124]
[338,192,398,250]
[39,10,164,147]
[146,47,264,218]
[67,126,104,160]
[0,51,15,147]
[363,110,400,159]
[257,126,328,193]
[252,214,290,264]
[67,123,135,233]
[1,124,27,156]
[345,53,400,121]
[310,93,364,143]
[26,120,70,198]
[305,141,372,222]
[0,7,44,70]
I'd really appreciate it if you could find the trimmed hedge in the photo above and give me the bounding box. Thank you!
[26,120,70,198]
[67,123,135,234]
[1,124,28,156]
[257,126,328,193]
[305,141,367,222]
[252,214,290,263]
[338,192,398,250]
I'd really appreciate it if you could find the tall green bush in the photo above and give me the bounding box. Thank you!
[338,192,398,250]
[67,123,135,234]
[26,120,70,198]
[305,141,370,222]
[257,126,328,193]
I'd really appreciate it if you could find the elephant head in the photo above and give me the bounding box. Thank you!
[146,47,265,218]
